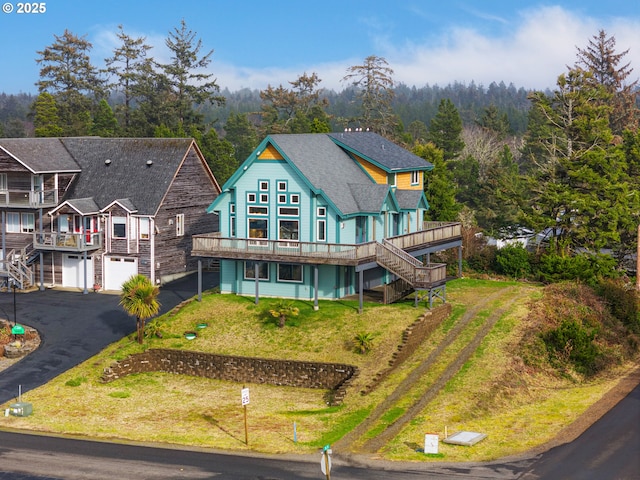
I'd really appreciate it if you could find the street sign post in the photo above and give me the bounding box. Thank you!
[241,387,250,445]
[321,444,332,479]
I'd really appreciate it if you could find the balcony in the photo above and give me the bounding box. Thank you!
[0,188,58,208]
[192,222,462,267]
[33,231,103,252]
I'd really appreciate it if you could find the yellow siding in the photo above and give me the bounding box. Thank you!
[355,155,387,184]
[396,172,423,190]
[258,144,283,160]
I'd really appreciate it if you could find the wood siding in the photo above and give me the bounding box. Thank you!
[354,154,387,184]
[257,144,283,160]
[154,146,219,281]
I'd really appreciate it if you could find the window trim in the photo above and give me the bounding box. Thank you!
[317,219,326,242]
[139,217,150,240]
[112,216,127,239]
[277,181,287,191]
[277,263,303,283]
[411,170,420,185]
[175,213,185,237]
[259,180,269,191]
[244,261,269,281]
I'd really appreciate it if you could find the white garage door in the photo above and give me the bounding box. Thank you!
[104,256,138,291]
[62,254,94,289]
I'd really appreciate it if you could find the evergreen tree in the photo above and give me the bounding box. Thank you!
[35,29,104,136]
[105,25,154,135]
[525,68,625,254]
[413,142,461,221]
[426,99,465,161]
[224,112,259,164]
[91,99,118,137]
[575,30,639,134]
[192,127,238,186]
[161,19,225,131]
[342,55,397,138]
[32,92,63,137]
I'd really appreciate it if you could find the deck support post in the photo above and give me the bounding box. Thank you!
[197,259,202,302]
[39,252,44,291]
[458,246,463,277]
[82,250,88,294]
[313,265,319,311]
[358,269,364,314]
[254,262,260,305]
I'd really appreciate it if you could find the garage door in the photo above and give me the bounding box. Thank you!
[62,254,94,289]
[104,256,138,291]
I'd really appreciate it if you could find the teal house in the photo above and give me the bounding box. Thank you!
[193,132,462,309]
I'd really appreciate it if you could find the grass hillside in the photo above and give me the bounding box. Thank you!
[1,278,637,462]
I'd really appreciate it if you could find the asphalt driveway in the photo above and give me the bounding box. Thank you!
[0,272,218,404]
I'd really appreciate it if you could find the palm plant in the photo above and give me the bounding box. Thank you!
[268,300,299,328]
[119,274,161,344]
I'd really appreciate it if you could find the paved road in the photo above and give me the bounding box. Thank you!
[0,272,218,404]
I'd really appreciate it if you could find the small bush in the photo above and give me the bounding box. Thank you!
[542,320,602,375]
[597,279,640,334]
[353,332,376,354]
[536,252,618,286]
[65,376,87,387]
[109,391,130,399]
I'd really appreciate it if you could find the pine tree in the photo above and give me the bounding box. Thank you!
[32,92,63,137]
[35,29,104,136]
[426,99,465,161]
[413,142,460,222]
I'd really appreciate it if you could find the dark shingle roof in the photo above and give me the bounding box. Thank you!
[0,138,81,173]
[61,138,194,216]
[349,183,391,213]
[328,132,432,171]
[270,134,378,216]
[395,189,427,210]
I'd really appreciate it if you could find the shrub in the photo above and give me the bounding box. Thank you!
[597,278,640,334]
[495,243,531,278]
[536,252,618,286]
[542,319,602,375]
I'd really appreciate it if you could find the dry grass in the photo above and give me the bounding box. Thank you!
[1,279,636,462]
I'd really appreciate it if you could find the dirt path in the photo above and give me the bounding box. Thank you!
[335,284,523,453]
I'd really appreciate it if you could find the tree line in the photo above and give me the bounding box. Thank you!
[0,23,639,275]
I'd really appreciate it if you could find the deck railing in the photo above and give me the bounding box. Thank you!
[0,188,58,208]
[33,231,103,252]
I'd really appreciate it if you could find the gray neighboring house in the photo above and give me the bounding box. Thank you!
[0,137,220,292]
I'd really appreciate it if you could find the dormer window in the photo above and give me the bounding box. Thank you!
[411,171,420,185]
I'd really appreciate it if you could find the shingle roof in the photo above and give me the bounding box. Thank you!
[269,134,379,216]
[395,189,427,211]
[0,138,81,173]
[348,183,392,213]
[328,132,432,171]
[60,138,194,216]
[52,197,101,215]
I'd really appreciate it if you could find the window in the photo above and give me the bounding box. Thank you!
[278,207,299,216]
[259,181,269,191]
[247,193,256,203]
[58,215,70,233]
[260,193,269,203]
[112,216,126,238]
[20,213,35,233]
[244,261,269,280]
[317,219,326,241]
[175,214,185,237]
[278,194,287,204]
[248,206,268,215]
[0,173,6,191]
[248,218,268,239]
[6,213,19,233]
[317,207,326,217]
[277,181,287,191]
[230,203,235,214]
[411,171,420,185]
[279,219,299,240]
[230,216,236,237]
[290,194,299,204]
[278,263,303,282]
[139,218,150,239]
[387,173,396,187]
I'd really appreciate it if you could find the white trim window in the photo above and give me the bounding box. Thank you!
[278,263,303,283]
[6,212,20,233]
[388,172,396,187]
[317,207,327,242]
[176,213,185,237]
[21,213,35,233]
[244,261,269,280]
[139,217,150,240]
[411,171,420,185]
[0,173,7,191]
[279,219,299,241]
[112,216,127,239]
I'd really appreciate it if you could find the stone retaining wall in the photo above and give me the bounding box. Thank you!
[101,349,358,405]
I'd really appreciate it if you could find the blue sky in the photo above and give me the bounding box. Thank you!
[1,0,639,94]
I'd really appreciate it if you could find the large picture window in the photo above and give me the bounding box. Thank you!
[278,263,303,282]
[21,213,35,233]
[279,219,299,241]
[249,218,268,239]
[244,261,269,280]
[6,213,20,233]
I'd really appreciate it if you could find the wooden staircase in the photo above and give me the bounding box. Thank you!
[375,239,447,305]
[1,244,36,290]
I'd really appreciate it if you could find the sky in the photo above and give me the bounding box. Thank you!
[1,0,639,95]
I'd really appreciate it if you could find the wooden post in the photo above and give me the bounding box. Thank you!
[244,403,248,445]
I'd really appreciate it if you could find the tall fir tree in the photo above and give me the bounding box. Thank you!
[426,99,465,161]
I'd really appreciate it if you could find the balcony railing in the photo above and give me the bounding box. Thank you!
[33,231,103,252]
[0,188,58,208]
[192,222,462,266]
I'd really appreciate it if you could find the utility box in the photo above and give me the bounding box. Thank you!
[9,402,32,417]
